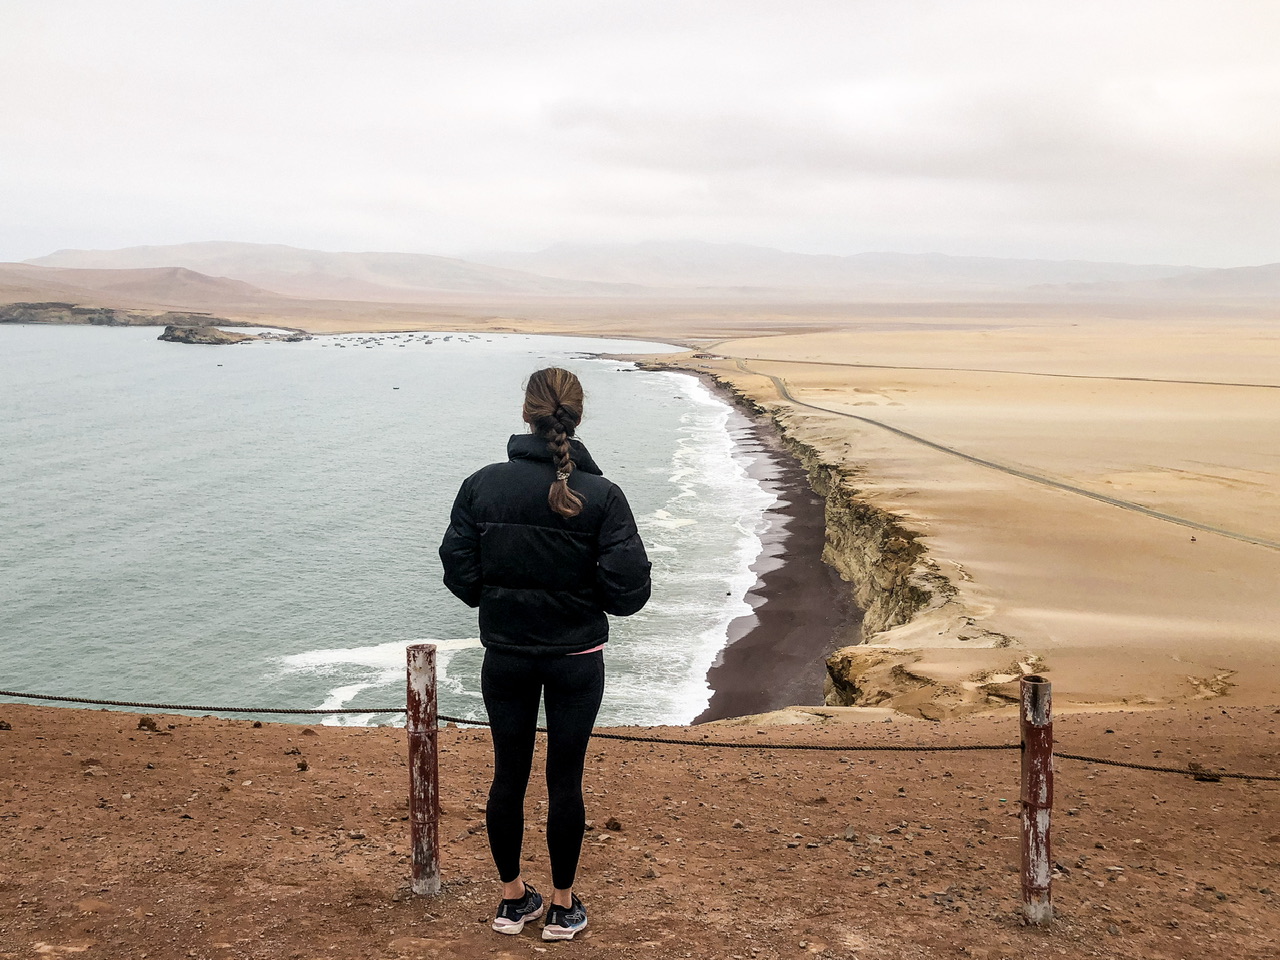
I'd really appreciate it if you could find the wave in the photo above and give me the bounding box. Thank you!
[280,637,483,726]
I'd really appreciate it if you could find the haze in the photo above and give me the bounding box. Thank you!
[2,0,1278,267]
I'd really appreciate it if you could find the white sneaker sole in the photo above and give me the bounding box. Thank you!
[542,919,587,941]
[493,904,544,935]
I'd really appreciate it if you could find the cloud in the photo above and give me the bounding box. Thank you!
[1,0,1278,264]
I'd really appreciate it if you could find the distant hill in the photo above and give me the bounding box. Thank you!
[0,262,288,310]
[468,240,1209,294]
[27,241,644,301]
[1037,261,1280,300]
[18,239,1278,304]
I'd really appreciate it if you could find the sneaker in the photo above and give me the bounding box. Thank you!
[492,882,544,935]
[542,895,588,941]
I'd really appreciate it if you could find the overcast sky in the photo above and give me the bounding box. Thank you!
[2,1,1277,266]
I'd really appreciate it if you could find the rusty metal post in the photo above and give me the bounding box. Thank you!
[1020,674,1053,925]
[407,643,441,896]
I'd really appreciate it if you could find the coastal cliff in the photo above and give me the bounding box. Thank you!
[0,301,238,328]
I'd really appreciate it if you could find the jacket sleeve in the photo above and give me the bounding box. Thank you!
[595,484,651,617]
[438,478,483,608]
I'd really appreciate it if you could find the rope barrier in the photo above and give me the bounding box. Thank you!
[3,689,1278,779]
[0,689,398,715]
[1055,751,1280,782]
[442,711,1018,751]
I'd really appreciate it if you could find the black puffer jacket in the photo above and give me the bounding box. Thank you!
[438,433,651,654]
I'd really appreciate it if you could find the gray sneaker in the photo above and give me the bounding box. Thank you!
[542,894,588,941]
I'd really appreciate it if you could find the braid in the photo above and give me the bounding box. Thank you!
[546,422,584,518]
[522,367,587,519]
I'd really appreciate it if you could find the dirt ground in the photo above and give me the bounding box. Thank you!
[2,702,1278,960]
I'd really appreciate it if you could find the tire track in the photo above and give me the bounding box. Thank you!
[732,355,1279,390]
[733,358,1280,552]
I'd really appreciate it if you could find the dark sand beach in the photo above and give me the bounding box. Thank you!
[695,405,862,722]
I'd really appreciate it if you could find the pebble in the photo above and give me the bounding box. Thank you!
[732,819,745,829]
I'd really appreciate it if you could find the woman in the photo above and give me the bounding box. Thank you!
[438,367,651,941]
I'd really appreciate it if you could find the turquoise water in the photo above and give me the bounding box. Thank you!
[0,324,773,725]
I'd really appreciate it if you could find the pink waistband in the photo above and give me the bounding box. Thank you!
[567,643,605,656]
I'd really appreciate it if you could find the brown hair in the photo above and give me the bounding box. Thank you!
[522,367,586,518]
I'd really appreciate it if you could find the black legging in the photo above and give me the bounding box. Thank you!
[481,646,605,890]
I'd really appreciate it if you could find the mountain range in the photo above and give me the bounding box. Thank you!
[8,240,1279,307]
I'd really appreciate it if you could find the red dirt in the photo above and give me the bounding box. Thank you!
[2,702,1278,959]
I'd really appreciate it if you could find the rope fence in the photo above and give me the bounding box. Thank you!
[2,686,1276,779]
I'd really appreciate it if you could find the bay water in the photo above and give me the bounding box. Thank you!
[0,324,774,726]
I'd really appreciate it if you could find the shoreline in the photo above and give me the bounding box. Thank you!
[693,399,862,723]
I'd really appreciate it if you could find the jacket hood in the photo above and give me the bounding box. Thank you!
[507,433,603,476]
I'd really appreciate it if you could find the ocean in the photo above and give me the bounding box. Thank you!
[0,324,775,726]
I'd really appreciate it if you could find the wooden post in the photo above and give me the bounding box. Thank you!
[406,643,441,896]
[1020,674,1053,925]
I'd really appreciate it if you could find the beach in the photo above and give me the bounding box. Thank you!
[694,401,861,723]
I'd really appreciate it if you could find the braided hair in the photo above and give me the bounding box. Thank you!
[522,367,586,518]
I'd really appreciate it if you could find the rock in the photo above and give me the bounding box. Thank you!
[0,720,11,731]
[643,865,659,878]
[604,817,623,831]
[291,826,307,836]
[843,826,858,842]
[137,716,159,732]
[157,324,257,345]
[1188,762,1222,782]
[346,830,366,840]
[732,819,745,829]
[0,301,128,325]
[301,728,318,736]
[296,760,309,771]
